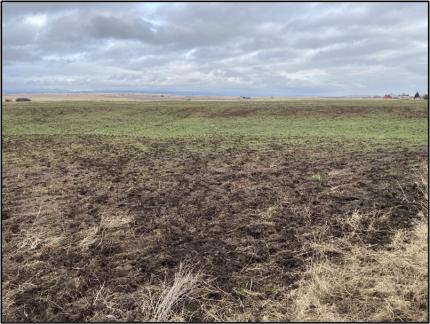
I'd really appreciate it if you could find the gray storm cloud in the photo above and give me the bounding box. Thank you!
[2,2,428,95]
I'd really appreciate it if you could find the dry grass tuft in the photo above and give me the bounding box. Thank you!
[87,263,202,322]
[415,163,428,214]
[100,211,134,229]
[78,226,100,251]
[8,202,66,253]
[150,263,201,321]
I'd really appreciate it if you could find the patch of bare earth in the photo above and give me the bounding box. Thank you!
[2,136,428,321]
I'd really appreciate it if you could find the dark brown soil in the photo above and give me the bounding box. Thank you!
[2,136,427,321]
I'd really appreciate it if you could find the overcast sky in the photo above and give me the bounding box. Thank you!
[2,2,428,96]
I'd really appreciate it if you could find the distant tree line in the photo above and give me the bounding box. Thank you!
[4,98,32,102]
[414,92,428,100]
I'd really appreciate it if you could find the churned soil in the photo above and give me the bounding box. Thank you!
[2,135,427,321]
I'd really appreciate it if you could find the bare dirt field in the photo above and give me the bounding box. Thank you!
[2,136,427,321]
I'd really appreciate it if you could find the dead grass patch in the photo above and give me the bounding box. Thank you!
[288,166,428,322]
[289,219,428,322]
[88,263,202,322]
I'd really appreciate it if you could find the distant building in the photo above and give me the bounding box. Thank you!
[383,94,392,99]
[241,96,251,99]
[398,93,410,99]
[398,95,410,99]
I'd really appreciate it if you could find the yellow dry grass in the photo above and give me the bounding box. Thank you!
[88,263,202,322]
[289,220,428,322]
[288,165,428,322]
